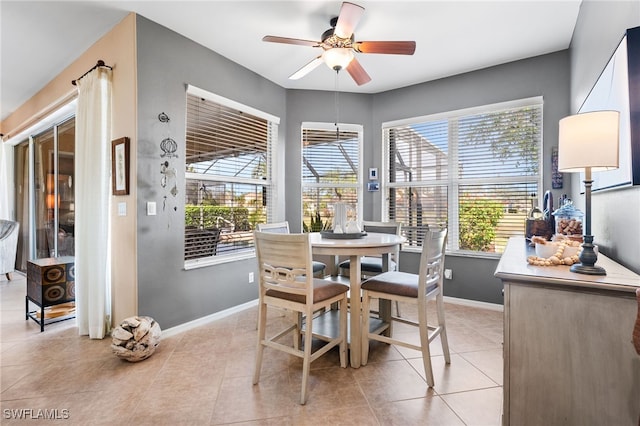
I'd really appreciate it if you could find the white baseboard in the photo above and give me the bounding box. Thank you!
[162,299,258,338]
[444,296,504,312]
[162,295,501,338]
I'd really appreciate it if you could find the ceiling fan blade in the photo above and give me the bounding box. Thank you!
[346,57,371,86]
[334,2,365,39]
[353,41,416,55]
[262,35,320,47]
[289,56,324,80]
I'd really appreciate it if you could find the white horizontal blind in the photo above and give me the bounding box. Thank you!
[301,125,361,231]
[384,99,542,254]
[184,90,277,261]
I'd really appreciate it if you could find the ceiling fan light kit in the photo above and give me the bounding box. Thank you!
[262,1,416,86]
[322,48,354,71]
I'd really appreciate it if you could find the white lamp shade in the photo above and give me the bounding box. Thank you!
[558,110,620,172]
[322,48,354,70]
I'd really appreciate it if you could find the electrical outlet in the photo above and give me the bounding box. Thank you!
[249,272,254,283]
[444,269,453,280]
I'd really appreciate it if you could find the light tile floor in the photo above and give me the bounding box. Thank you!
[1,273,504,425]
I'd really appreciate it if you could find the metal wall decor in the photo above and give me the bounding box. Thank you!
[160,160,178,197]
[157,112,179,217]
[158,112,178,158]
[551,147,562,189]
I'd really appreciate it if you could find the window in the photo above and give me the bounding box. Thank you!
[184,85,279,265]
[301,122,362,231]
[383,97,542,255]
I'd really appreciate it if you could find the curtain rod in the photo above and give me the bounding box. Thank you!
[71,60,112,86]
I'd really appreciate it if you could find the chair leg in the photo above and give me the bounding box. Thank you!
[417,303,435,387]
[339,297,348,368]
[5,272,10,281]
[361,291,371,366]
[436,294,451,364]
[293,311,303,350]
[253,302,267,385]
[300,308,314,405]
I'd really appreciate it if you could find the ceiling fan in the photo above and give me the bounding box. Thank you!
[262,1,416,86]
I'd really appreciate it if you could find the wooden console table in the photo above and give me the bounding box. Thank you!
[495,237,640,425]
[26,256,75,332]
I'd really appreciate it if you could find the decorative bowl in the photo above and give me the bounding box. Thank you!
[535,242,581,259]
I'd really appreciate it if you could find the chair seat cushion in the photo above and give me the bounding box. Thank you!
[361,271,438,298]
[312,261,326,274]
[266,279,348,304]
[338,257,396,273]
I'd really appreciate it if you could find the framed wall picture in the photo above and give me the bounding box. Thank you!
[111,137,130,195]
[578,26,640,191]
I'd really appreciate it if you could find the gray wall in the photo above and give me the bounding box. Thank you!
[568,1,640,273]
[135,16,286,328]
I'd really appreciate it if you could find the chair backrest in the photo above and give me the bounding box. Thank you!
[253,231,314,300]
[362,221,401,236]
[257,221,290,234]
[185,227,221,260]
[0,220,20,273]
[417,227,448,297]
[362,221,402,266]
[0,220,18,241]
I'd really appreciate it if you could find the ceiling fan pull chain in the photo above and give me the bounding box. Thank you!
[335,69,340,139]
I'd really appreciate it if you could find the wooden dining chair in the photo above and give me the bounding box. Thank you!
[253,231,349,405]
[257,221,327,277]
[361,227,450,387]
[339,221,403,316]
[255,222,327,337]
[338,221,402,275]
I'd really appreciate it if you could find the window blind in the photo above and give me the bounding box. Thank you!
[184,89,277,262]
[301,124,362,231]
[384,98,542,254]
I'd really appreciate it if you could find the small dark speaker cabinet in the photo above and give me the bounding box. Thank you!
[26,256,75,332]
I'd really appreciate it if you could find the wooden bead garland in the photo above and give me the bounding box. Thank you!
[527,236,582,267]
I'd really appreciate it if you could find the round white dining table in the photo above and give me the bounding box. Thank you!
[308,232,405,367]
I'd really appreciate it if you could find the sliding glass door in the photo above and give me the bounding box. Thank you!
[14,116,75,271]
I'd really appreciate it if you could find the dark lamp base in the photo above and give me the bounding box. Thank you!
[572,235,606,275]
[570,263,606,276]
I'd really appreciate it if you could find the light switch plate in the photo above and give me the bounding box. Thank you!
[147,201,156,216]
[118,202,127,216]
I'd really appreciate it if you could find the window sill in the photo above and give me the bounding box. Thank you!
[402,246,501,260]
[184,249,255,270]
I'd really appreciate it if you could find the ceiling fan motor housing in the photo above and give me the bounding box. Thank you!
[321,28,354,49]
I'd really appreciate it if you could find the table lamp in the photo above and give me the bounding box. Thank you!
[558,110,619,275]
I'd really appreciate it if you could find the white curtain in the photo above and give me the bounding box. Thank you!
[0,142,12,220]
[75,67,112,339]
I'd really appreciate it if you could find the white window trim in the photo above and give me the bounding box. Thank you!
[186,84,280,125]
[184,85,281,268]
[184,249,256,269]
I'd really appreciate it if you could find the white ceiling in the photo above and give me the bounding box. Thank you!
[0,0,582,122]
